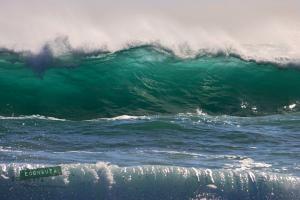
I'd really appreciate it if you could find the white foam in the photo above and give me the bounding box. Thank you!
[207,184,218,189]
[87,115,152,121]
[289,104,296,109]
[239,158,272,170]
[0,115,66,121]
[150,150,205,157]
[54,151,104,154]
[106,115,149,120]
[0,146,22,153]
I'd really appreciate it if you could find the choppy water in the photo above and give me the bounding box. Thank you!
[0,46,300,200]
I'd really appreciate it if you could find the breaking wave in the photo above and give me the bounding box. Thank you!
[0,45,300,120]
[3,44,300,120]
[0,162,299,200]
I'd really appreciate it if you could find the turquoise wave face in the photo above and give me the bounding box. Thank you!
[0,46,300,120]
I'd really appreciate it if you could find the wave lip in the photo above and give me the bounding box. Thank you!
[0,162,299,200]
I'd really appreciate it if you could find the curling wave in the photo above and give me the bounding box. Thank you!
[0,45,300,120]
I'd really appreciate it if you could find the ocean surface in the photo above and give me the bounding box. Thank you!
[0,46,300,200]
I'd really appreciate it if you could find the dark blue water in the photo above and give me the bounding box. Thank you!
[1,112,300,199]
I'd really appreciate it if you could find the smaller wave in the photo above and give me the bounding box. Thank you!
[0,162,299,200]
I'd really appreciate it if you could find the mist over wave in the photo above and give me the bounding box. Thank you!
[1,0,300,63]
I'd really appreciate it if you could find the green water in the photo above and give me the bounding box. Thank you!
[0,46,299,120]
